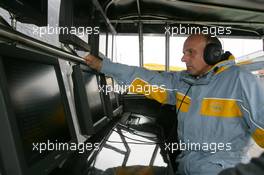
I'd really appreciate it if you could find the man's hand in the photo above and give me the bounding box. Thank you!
[84,54,102,71]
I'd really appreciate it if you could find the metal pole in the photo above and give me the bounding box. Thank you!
[109,19,264,26]
[88,6,100,57]
[263,39,264,51]
[0,25,85,64]
[139,22,144,67]
[165,24,170,72]
[10,16,17,30]
[91,0,117,34]
[111,33,114,61]
[105,32,109,57]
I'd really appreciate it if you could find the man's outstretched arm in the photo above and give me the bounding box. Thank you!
[84,54,180,105]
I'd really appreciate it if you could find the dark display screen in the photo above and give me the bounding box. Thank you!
[106,77,118,110]
[2,57,71,166]
[82,71,105,124]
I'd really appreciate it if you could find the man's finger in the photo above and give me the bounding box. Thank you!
[83,54,102,71]
[84,55,93,64]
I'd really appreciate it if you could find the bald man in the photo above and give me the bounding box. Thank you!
[84,34,264,175]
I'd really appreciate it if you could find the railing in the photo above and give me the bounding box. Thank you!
[0,24,86,64]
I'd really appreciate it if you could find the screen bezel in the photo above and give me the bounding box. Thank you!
[105,76,120,111]
[72,64,109,136]
[0,44,77,175]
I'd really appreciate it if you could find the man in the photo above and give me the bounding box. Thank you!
[84,34,264,175]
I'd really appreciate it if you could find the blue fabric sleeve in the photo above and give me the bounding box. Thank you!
[100,58,180,105]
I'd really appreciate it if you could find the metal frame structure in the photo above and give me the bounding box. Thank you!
[0,25,85,64]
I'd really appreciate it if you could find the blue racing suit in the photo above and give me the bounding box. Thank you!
[100,55,264,175]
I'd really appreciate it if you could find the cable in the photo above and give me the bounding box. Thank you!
[90,127,115,168]
[130,130,159,140]
[112,84,192,146]
[130,113,156,122]
[111,128,158,144]
[117,123,159,140]
[112,128,158,142]
[166,84,192,142]
[106,140,159,145]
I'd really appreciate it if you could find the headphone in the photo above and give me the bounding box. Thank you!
[203,38,227,65]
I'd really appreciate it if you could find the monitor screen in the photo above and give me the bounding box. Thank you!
[0,152,3,175]
[0,44,76,175]
[82,71,105,125]
[72,65,109,136]
[106,77,119,111]
[2,57,72,166]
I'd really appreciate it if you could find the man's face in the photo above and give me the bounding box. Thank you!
[181,35,212,76]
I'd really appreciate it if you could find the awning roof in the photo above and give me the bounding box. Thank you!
[74,0,264,37]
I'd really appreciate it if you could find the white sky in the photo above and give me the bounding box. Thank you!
[99,35,263,69]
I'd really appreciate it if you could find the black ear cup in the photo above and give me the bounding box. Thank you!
[204,43,223,65]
